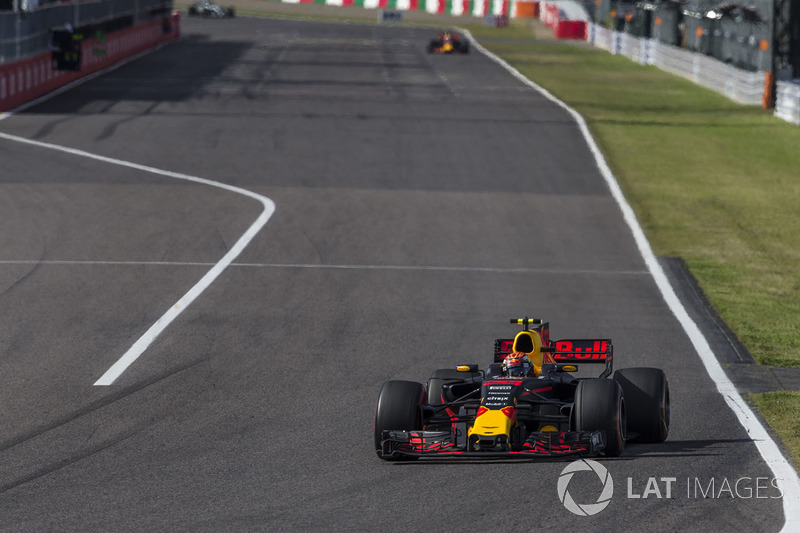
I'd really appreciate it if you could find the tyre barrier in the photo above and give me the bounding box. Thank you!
[0,13,181,112]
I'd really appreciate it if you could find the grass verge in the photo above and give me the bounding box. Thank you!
[749,392,800,468]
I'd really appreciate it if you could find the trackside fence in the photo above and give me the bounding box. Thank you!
[0,14,179,111]
[0,0,172,64]
[586,22,766,107]
[775,81,800,126]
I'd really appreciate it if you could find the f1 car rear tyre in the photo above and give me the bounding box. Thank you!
[614,368,670,443]
[374,380,425,461]
[573,379,626,457]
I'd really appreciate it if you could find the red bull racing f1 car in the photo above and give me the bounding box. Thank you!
[374,317,670,460]
[427,31,470,54]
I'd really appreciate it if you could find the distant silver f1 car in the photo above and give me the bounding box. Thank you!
[188,0,235,17]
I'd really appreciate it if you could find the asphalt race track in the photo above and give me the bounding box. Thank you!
[0,15,788,531]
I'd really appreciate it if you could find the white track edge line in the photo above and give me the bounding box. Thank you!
[458,28,800,530]
[0,112,275,387]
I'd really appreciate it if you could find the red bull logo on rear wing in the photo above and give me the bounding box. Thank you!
[551,339,611,360]
[545,339,613,377]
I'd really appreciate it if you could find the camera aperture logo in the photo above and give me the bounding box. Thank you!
[557,459,614,516]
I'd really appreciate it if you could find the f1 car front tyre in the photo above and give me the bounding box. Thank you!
[374,380,425,460]
[573,379,626,457]
[614,368,670,443]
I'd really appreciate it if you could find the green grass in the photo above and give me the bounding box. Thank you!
[749,391,800,468]
[469,22,800,368]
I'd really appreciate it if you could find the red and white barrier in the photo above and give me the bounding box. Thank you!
[0,13,181,112]
[539,0,587,40]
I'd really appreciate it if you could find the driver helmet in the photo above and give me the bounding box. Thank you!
[502,352,533,377]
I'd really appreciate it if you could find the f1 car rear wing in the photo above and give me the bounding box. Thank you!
[495,321,613,378]
[544,339,613,378]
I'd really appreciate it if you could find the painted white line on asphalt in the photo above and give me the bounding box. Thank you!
[0,131,275,387]
[459,29,800,531]
[0,259,649,276]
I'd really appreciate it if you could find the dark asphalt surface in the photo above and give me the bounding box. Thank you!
[0,15,787,531]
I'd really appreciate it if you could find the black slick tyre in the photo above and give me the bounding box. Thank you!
[573,379,626,457]
[374,380,425,461]
[614,367,670,443]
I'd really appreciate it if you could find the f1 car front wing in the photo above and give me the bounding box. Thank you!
[379,430,606,459]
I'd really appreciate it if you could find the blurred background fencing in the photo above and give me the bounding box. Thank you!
[0,0,172,63]
[548,0,800,121]
[1,0,800,121]
[574,0,799,78]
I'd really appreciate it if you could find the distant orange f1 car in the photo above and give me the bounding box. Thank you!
[427,31,470,54]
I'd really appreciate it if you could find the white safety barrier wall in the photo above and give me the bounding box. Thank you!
[586,22,765,107]
[775,81,800,126]
[587,23,616,54]
[649,40,764,106]
[619,31,647,65]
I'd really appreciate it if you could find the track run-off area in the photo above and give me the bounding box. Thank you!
[0,15,797,531]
